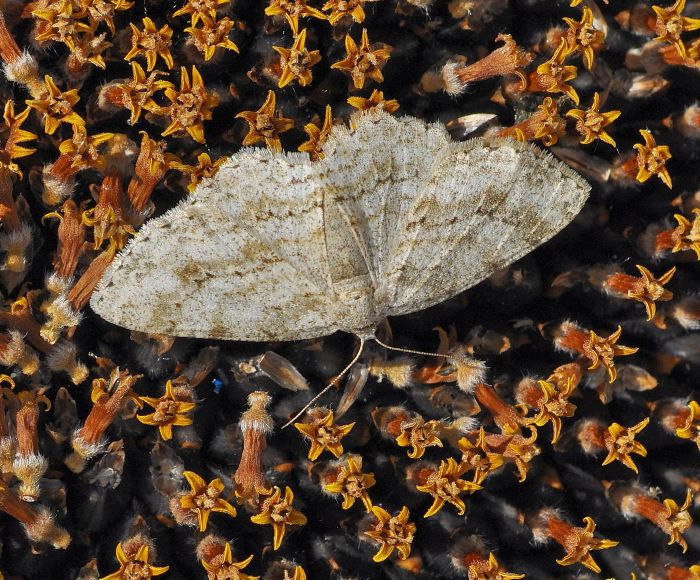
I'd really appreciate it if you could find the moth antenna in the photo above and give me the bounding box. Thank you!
[373,336,462,362]
[281,337,366,429]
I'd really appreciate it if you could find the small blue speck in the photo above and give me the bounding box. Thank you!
[212,378,223,394]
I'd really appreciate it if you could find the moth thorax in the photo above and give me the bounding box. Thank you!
[333,274,380,339]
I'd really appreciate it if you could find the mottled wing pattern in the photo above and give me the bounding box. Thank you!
[210,150,333,289]
[380,138,590,316]
[91,151,339,341]
[317,114,448,286]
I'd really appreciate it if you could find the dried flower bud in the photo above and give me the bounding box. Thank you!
[65,368,141,472]
[441,34,532,96]
[610,483,693,552]
[474,383,526,435]
[0,481,70,549]
[234,391,274,501]
[554,321,638,383]
[45,340,89,385]
[368,356,415,388]
[42,199,86,281]
[528,509,618,573]
[13,390,50,501]
[127,132,176,214]
[40,295,83,345]
[450,536,524,579]
[669,296,700,329]
[0,13,43,96]
[0,330,40,375]
[604,264,675,320]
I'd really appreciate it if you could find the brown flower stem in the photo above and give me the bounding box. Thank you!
[66,244,117,311]
[44,200,86,280]
[127,134,171,212]
[0,13,21,63]
[15,403,39,457]
[474,383,523,433]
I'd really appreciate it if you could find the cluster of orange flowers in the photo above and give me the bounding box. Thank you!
[0,0,697,577]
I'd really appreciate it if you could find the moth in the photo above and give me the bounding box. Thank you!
[91,111,590,343]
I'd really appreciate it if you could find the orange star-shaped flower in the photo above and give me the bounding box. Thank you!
[604,264,676,320]
[364,505,416,562]
[553,516,619,573]
[58,125,114,173]
[634,129,672,189]
[457,427,505,485]
[467,553,525,580]
[627,265,676,320]
[582,326,638,383]
[347,89,400,113]
[1,101,37,178]
[26,74,84,135]
[169,152,226,192]
[415,457,482,517]
[533,41,579,104]
[100,542,169,580]
[124,17,174,71]
[265,0,326,30]
[322,454,375,511]
[294,408,354,461]
[137,380,196,441]
[602,417,649,473]
[530,378,577,444]
[178,471,238,532]
[652,0,700,58]
[331,28,391,89]
[161,66,220,144]
[250,486,307,550]
[565,92,621,147]
[563,7,605,69]
[323,0,365,25]
[173,0,231,25]
[670,209,700,259]
[499,96,566,146]
[395,415,443,459]
[235,90,294,152]
[298,105,333,161]
[499,426,540,482]
[675,400,700,447]
[200,542,256,579]
[631,488,696,553]
[661,489,694,552]
[76,0,132,36]
[273,26,321,88]
[32,0,91,47]
[105,62,173,125]
[184,15,239,61]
